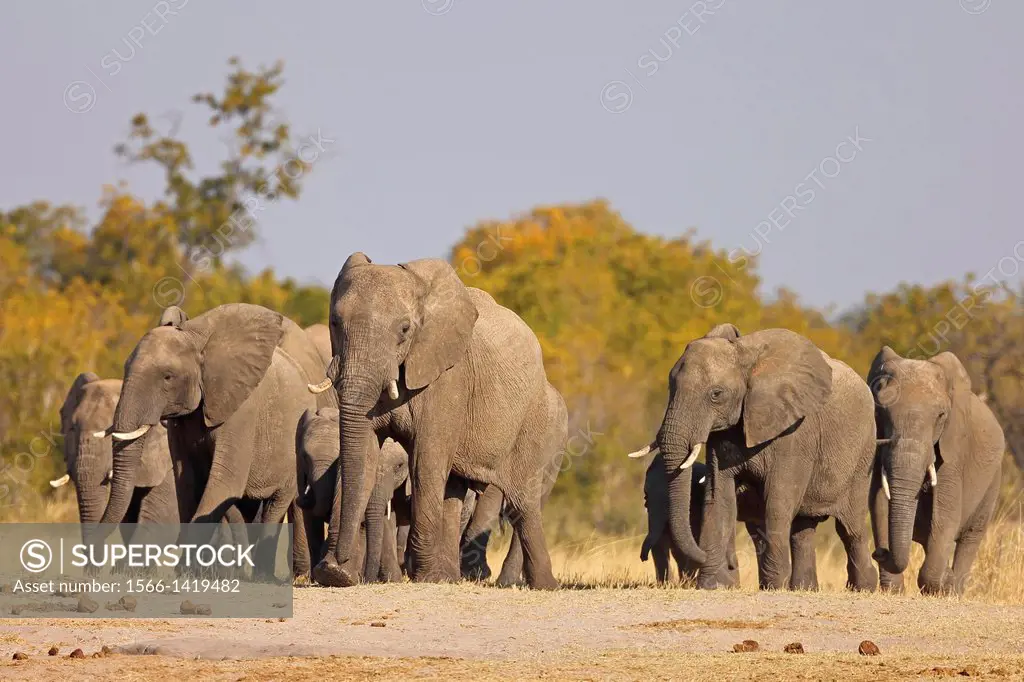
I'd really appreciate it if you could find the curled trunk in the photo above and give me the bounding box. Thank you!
[659,412,708,564]
[73,438,109,525]
[362,476,391,583]
[877,439,928,574]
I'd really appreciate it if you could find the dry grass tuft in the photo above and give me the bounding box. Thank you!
[632,618,775,631]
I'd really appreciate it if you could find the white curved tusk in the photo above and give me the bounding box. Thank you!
[881,469,891,500]
[627,442,658,459]
[387,380,400,400]
[49,474,71,488]
[303,484,311,496]
[110,424,151,441]
[680,442,704,470]
[698,476,706,485]
[386,499,392,520]
[308,378,332,394]
[92,429,109,439]
[107,469,114,482]
[927,462,938,487]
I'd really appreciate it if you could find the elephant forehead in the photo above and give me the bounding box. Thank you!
[885,358,945,394]
[74,384,119,427]
[679,338,738,374]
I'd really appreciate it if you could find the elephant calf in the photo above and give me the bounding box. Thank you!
[869,347,1004,595]
[296,407,409,583]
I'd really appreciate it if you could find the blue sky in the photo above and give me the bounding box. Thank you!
[3,1,1020,310]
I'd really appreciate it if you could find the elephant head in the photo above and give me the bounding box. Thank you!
[99,303,285,526]
[296,407,340,520]
[56,373,170,524]
[629,324,832,565]
[868,346,971,574]
[309,253,477,585]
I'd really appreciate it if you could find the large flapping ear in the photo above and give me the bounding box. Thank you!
[929,352,972,465]
[739,329,833,449]
[135,423,172,488]
[61,372,100,431]
[399,259,479,390]
[159,306,189,328]
[705,323,741,341]
[189,304,285,427]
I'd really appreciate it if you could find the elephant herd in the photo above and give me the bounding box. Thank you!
[52,253,1006,595]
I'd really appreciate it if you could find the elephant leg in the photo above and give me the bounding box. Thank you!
[652,533,672,584]
[461,485,502,581]
[192,432,250,525]
[745,521,769,588]
[919,475,964,595]
[948,477,999,595]
[496,529,524,586]
[289,501,311,579]
[717,482,740,588]
[760,500,796,590]
[505,497,557,590]
[441,476,468,582]
[304,512,326,569]
[789,516,820,591]
[136,473,179,523]
[696,473,734,590]
[834,513,877,592]
[380,512,402,582]
[397,523,411,576]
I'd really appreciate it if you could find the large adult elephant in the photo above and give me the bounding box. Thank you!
[96,304,334,573]
[309,253,566,589]
[627,324,877,591]
[636,456,821,589]
[53,373,176,526]
[868,346,1004,595]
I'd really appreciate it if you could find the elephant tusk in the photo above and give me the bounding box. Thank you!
[387,380,400,400]
[927,462,938,487]
[92,429,110,439]
[386,499,392,520]
[308,378,332,394]
[698,475,706,485]
[49,474,70,488]
[680,442,704,470]
[626,442,658,459]
[881,469,891,500]
[111,424,151,441]
[303,484,311,496]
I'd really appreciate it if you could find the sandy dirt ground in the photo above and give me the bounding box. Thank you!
[2,583,1024,680]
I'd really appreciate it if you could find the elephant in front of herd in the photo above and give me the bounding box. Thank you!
[48,251,1006,596]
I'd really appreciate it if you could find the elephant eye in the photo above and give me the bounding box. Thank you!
[163,373,173,382]
[709,387,725,403]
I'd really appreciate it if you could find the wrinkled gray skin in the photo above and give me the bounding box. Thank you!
[57,373,176,526]
[98,304,334,578]
[460,383,567,585]
[296,406,409,582]
[636,323,877,591]
[868,347,1004,595]
[640,458,821,588]
[312,253,566,590]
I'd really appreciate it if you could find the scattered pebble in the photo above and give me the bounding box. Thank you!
[370,621,386,628]
[101,645,115,656]
[783,642,804,654]
[120,596,137,612]
[732,640,759,653]
[278,617,286,622]
[48,645,59,656]
[859,640,881,656]
[10,606,22,616]
[77,595,99,614]
[196,604,212,616]
[272,602,287,608]
[180,600,196,615]
[12,652,28,661]
[69,648,86,659]
[92,652,104,658]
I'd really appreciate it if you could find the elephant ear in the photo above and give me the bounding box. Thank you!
[61,372,99,432]
[159,306,189,328]
[135,423,172,488]
[399,259,479,390]
[929,352,972,465]
[705,323,741,340]
[190,304,285,427]
[739,329,833,449]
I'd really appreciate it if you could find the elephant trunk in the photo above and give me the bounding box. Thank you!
[327,370,383,577]
[73,437,110,525]
[876,438,928,574]
[99,380,163,526]
[658,408,708,564]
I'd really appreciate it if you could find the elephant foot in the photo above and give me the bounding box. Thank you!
[526,574,559,591]
[411,569,452,584]
[696,573,720,590]
[312,557,360,588]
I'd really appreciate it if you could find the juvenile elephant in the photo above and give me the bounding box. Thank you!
[53,373,176,526]
[309,253,567,589]
[628,324,877,591]
[95,304,333,578]
[868,347,1004,595]
[296,406,409,582]
[636,457,821,588]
